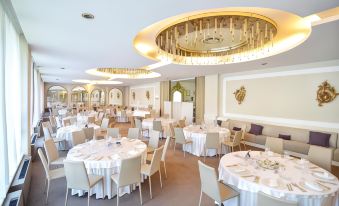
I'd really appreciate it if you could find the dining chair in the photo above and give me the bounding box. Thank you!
[220,121,229,129]
[221,131,242,153]
[198,160,239,206]
[127,128,140,139]
[42,122,65,149]
[239,124,247,150]
[129,116,136,128]
[308,145,333,172]
[147,130,160,153]
[69,117,77,125]
[168,123,176,147]
[38,149,65,204]
[265,137,283,154]
[82,127,94,141]
[147,136,171,178]
[141,145,164,199]
[135,118,148,137]
[87,116,95,124]
[49,116,58,130]
[63,119,71,126]
[71,130,86,146]
[64,160,104,206]
[204,133,220,162]
[44,138,65,168]
[42,121,56,137]
[257,192,297,206]
[178,119,186,128]
[101,117,110,129]
[174,127,192,157]
[153,120,163,138]
[107,128,120,138]
[111,155,143,206]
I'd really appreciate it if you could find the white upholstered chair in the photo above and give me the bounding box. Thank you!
[100,117,110,129]
[147,136,171,178]
[82,127,94,141]
[127,128,140,139]
[147,130,160,153]
[107,128,120,138]
[44,138,65,167]
[221,131,242,153]
[257,192,297,206]
[141,145,164,199]
[87,116,95,124]
[71,130,86,146]
[265,137,283,154]
[38,149,65,204]
[174,127,192,157]
[308,145,333,172]
[63,119,71,126]
[204,132,220,162]
[64,160,104,206]
[111,155,143,206]
[198,160,239,206]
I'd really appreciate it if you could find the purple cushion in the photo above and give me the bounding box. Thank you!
[233,127,241,131]
[278,134,291,140]
[309,131,331,147]
[249,124,263,135]
[217,120,222,126]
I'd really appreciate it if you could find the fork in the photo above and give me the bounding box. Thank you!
[291,183,307,192]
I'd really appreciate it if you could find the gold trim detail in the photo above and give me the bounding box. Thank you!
[316,81,338,106]
[234,86,246,104]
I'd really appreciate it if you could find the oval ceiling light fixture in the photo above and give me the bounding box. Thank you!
[81,12,95,20]
[134,7,312,65]
[86,68,161,79]
[72,79,123,85]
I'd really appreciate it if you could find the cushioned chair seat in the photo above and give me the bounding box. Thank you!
[283,140,310,155]
[333,149,339,162]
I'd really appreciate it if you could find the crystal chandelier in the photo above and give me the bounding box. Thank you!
[86,68,161,79]
[155,12,277,65]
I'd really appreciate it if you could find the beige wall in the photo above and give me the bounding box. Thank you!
[204,74,219,121]
[129,82,161,111]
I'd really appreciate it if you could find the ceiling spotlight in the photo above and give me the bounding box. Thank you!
[81,13,95,20]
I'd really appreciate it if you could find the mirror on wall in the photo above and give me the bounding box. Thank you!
[47,86,68,108]
[71,86,88,107]
[90,89,106,107]
[108,88,123,106]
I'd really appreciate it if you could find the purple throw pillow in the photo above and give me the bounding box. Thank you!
[278,134,291,140]
[217,120,222,126]
[233,127,241,131]
[309,131,331,147]
[249,124,263,135]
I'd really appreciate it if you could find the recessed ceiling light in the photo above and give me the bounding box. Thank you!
[81,13,94,20]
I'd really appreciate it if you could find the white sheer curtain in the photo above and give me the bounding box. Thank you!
[33,67,43,126]
[0,4,31,201]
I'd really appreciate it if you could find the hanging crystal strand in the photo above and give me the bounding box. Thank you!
[214,18,217,39]
[264,23,268,39]
[256,21,259,35]
[166,30,169,52]
[219,21,223,37]
[230,17,233,34]
[160,35,163,48]
[195,26,198,45]
[199,19,203,35]
[207,21,210,37]
[185,22,188,43]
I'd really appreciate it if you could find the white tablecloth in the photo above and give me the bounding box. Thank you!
[142,118,177,130]
[183,125,230,156]
[132,110,150,118]
[56,124,100,148]
[66,138,147,199]
[218,151,339,206]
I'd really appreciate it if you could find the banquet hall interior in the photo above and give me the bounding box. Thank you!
[1,0,339,206]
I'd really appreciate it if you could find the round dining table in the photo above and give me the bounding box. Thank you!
[66,138,147,199]
[218,151,339,206]
[56,123,100,149]
[183,125,230,156]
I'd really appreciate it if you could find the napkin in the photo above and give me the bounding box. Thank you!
[305,181,322,191]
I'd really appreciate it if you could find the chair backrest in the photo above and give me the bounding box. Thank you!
[38,149,50,179]
[162,137,171,161]
[198,160,221,202]
[118,155,142,187]
[98,112,104,120]
[82,127,94,141]
[69,117,77,125]
[174,127,186,144]
[101,118,110,129]
[149,130,160,149]
[63,119,71,126]
[149,146,164,175]
[169,123,175,138]
[265,137,283,154]
[221,121,229,128]
[178,120,186,128]
[127,128,140,139]
[63,160,90,190]
[308,145,333,172]
[71,130,86,146]
[87,116,95,124]
[44,138,59,164]
[49,116,57,128]
[257,192,298,206]
[129,116,136,128]
[205,133,219,149]
[135,118,142,129]
[233,131,242,146]
[153,120,162,132]
[42,121,53,135]
[42,125,52,139]
[107,128,120,138]
[240,124,246,140]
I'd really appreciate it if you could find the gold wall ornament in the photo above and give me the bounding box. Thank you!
[117,92,120,99]
[233,86,246,104]
[316,81,339,106]
[146,90,150,100]
[132,92,136,100]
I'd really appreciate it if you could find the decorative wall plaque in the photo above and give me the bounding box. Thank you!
[316,81,338,106]
[146,90,150,100]
[132,92,135,100]
[233,86,246,104]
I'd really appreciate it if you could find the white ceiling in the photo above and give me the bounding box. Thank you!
[10,0,339,86]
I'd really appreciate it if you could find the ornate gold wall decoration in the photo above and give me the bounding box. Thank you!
[316,81,338,106]
[146,90,150,100]
[117,92,120,99]
[233,86,246,104]
[132,92,135,100]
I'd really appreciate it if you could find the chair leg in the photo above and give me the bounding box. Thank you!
[198,189,202,206]
[163,161,167,179]
[87,190,90,206]
[46,180,50,204]
[183,144,186,157]
[204,147,206,162]
[64,188,68,206]
[149,176,152,199]
[174,142,176,151]
[139,183,143,205]
[117,185,119,206]
[44,178,47,194]
[159,169,163,189]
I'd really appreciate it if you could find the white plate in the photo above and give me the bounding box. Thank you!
[128,150,138,156]
[312,172,335,181]
[300,181,323,192]
[230,166,247,174]
[262,178,284,189]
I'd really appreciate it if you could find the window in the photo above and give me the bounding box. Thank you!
[173,91,182,102]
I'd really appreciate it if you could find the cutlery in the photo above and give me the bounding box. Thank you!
[291,183,307,192]
[317,180,337,186]
[288,184,293,191]
[225,164,238,167]
[316,181,331,190]
[286,184,292,191]
[241,175,254,178]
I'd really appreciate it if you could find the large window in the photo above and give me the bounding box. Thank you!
[0,3,31,202]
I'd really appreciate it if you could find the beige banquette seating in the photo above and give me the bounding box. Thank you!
[221,119,339,164]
